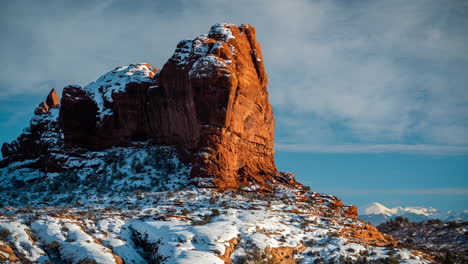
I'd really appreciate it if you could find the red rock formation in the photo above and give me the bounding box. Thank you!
[3,24,280,190]
[34,101,49,115]
[344,205,358,219]
[0,242,19,262]
[56,24,277,189]
[147,23,277,189]
[46,88,60,107]
[2,89,61,160]
[59,85,98,148]
[34,89,59,115]
[59,64,158,148]
[338,223,397,247]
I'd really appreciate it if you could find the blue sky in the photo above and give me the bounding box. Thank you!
[0,0,467,211]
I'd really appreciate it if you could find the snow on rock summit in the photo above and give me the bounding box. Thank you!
[0,24,437,264]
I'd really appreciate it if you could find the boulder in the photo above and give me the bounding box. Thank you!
[46,88,60,107]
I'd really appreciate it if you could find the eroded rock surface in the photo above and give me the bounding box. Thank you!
[153,23,276,189]
[1,24,279,190]
[2,89,61,160]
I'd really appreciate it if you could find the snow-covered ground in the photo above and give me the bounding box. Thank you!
[0,146,435,263]
[0,185,433,263]
[0,145,191,207]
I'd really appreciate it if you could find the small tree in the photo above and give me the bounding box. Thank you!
[0,228,11,240]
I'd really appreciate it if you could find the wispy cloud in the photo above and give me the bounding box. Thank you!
[276,144,468,155]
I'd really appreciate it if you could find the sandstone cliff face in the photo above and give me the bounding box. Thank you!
[151,23,276,189]
[2,24,278,190]
[59,85,98,148]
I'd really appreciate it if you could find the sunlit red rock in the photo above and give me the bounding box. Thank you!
[150,23,277,189]
[56,24,278,190]
[46,88,60,108]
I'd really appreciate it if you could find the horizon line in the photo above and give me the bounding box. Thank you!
[276,143,468,155]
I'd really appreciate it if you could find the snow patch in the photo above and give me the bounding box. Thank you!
[209,23,236,41]
[83,63,156,120]
[189,55,230,79]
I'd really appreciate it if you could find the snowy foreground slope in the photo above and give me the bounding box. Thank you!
[0,190,433,264]
[0,147,433,264]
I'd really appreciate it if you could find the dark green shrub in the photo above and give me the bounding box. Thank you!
[0,228,11,240]
[77,258,98,264]
[129,227,168,264]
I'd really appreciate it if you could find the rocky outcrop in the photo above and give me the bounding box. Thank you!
[2,24,280,190]
[337,222,397,247]
[34,89,59,115]
[59,85,98,148]
[1,89,61,160]
[59,64,158,148]
[344,205,359,219]
[218,237,238,263]
[0,24,433,264]
[0,241,19,262]
[150,23,276,189]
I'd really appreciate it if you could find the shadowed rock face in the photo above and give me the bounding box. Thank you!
[2,24,280,189]
[59,85,99,148]
[2,89,61,159]
[59,64,158,149]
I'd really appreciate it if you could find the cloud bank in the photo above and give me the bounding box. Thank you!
[1,0,467,153]
[276,144,468,155]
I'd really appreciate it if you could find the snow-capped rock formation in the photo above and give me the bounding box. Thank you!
[154,24,276,190]
[59,63,158,149]
[361,202,468,225]
[2,24,279,191]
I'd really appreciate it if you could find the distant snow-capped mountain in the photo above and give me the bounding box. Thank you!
[360,202,468,225]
